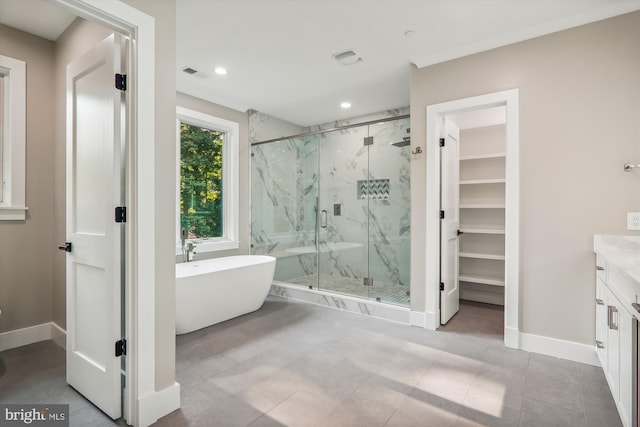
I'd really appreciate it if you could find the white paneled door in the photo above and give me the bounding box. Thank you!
[440,118,460,324]
[64,34,125,419]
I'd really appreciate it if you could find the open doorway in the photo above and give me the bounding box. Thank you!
[426,89,520,348]
[2,1,166,424]
[440,106,507,336]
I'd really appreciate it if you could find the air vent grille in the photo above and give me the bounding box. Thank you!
[332,49,363,66]
[182,67,198,75]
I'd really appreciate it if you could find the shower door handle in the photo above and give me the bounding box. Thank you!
[320,210,327,228]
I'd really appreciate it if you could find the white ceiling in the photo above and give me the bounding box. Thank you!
[177,0,640,126]
[2,1,639,128]
[0,0,75,41]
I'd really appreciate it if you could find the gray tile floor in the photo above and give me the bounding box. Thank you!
[0,297,622,427]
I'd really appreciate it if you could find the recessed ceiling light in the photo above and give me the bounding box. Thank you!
[214,67,227,75]
[340,102,352,109]
[404,29,416,38]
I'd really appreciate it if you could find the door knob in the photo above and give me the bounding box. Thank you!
[58,242,72,252]
[457,230,464,236]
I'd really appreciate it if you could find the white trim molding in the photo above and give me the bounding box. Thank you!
[0,55,27,220]
[175,106,240,254]
[53,1,172,426]
[0,322,65,352]
[519,332,600,366]
[137,382,181,427]
[424,88,520,346]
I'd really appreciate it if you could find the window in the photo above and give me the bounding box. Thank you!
[176,107,239,252]
[0,55,27,220]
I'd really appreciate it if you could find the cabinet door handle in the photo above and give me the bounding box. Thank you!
[595,265,604,271]
[595,340,605,349]
[595,298,604,305]
[608,305,619,330]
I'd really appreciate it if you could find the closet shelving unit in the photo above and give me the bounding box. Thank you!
[458,127,506,305]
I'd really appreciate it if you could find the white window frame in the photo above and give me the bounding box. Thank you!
[0,55,27,220]
[176,106,239,253]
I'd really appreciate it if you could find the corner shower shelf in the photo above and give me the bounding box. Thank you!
[459,274,505,287]
[459,252,505,261]
[459,152,506,161]
[460,179,505,185]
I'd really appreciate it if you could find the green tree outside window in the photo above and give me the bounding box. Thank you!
[180,123,223,238]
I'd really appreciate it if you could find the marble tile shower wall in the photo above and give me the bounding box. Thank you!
[251,136,319,282]
[316,118,410,287]
[251,111,410,293]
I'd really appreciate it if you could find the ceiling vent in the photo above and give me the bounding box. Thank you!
[332,49,363,66]
[181,67,199,75]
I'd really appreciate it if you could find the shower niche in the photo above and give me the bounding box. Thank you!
[251,116,410,306]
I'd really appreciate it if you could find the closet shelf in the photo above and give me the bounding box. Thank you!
[459,275,505,287]
[459,252,505,261]
[459,152,506,161]
[460,179,505,185]
[459,227,505,235]
[459,204,505,209]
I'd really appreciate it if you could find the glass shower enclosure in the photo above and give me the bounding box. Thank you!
[251,116,410,306]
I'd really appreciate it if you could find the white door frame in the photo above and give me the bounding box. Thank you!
[53,1,166,426]
[425,88,520,348]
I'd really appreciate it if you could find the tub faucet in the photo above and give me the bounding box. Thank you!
[183,241,196,263]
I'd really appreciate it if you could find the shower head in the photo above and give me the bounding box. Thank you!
[391,137,411,147]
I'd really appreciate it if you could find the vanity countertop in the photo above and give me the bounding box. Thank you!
[593,235,640,285]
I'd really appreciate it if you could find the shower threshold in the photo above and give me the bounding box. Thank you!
[270,281,411,325]
[288,274,410,305]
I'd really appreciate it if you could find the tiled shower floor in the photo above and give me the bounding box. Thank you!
[287,274,411,305]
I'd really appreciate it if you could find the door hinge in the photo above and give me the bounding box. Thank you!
[115,206,127,223]
[363,277,374,286]
[364,136,373,146]
[115,339,126,357]
[440,210,445,219]
[439,138,445,147]
[439,282,445,291]
[115,73,127,91]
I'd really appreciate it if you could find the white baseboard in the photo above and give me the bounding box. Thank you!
[0,322,66,352]
[137,382,181,427]
[460,289,504,306]
[504,326,519,349]
[519,331,600,366]
[409,311,426,327]
[51,323,66,349]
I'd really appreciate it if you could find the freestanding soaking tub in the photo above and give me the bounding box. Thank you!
[175,255,276,334]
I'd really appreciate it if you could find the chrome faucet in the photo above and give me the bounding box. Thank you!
[181,229,196,262]
[184,242,195,262]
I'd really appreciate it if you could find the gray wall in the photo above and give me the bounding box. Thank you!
[177,92,251,259]
[410,11,640,344]
[0,24,55,333]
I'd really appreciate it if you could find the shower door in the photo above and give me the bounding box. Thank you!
[316,126,370,299]
[250,117,411,306]
[251,135,319,287]
[366,118,411,305]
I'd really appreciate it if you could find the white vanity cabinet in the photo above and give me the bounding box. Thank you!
[593,236,640,427]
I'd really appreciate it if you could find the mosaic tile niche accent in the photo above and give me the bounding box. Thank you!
[358,179,390,200]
